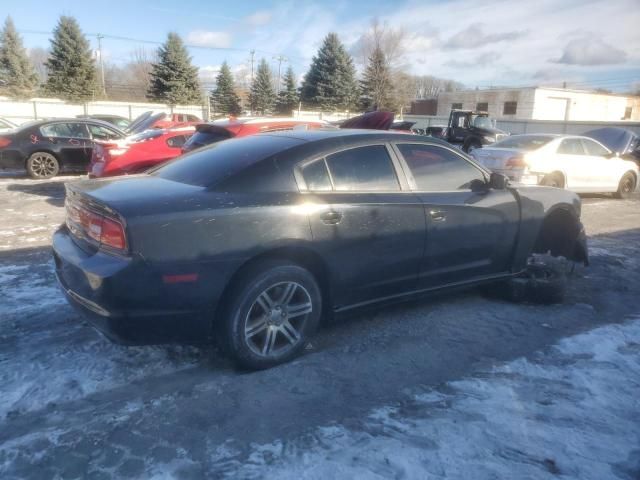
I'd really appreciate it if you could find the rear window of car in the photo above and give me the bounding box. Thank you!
[152,134,304,187]
[493,135,554,150]
[183,130,232,150]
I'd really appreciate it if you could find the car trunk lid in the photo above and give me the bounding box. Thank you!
[471,147,526,170]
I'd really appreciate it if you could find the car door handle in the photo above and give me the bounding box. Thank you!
[429,210,446,222]
[320,211,343,225]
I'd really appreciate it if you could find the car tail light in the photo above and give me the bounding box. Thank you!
[67,202,127,251]
[506,155,527,168]
[0,137,12,148]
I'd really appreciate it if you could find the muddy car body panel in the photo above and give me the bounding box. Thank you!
[53,130,588,345]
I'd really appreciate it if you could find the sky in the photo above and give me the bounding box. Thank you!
[3,0,640,92]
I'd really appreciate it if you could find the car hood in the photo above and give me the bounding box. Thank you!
[68,175,208,218]
[584,127,639,156]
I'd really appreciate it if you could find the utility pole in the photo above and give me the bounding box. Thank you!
[249,50,255,85]
[273,55,287,94]
[96,34,106,97]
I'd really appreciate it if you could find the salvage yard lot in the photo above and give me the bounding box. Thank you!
[1,174,639,479]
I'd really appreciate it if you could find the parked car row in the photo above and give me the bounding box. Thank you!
[0,111,203,178]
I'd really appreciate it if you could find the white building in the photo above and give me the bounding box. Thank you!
[419,87,640,121]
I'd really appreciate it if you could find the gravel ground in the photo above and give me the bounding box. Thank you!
[0,174,639,479]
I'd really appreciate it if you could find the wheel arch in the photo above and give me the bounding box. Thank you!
[532,206,587,264]
[214,244,333,331]
[544,170,567,188]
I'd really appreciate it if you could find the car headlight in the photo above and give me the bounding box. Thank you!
[484,136,495,143]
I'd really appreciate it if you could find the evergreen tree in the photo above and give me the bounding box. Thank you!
[0,17,38,98]
[147,32,201,105]
[276,66,299,115]
[211,61,241,115]
[44,16,98,100]
[359,46,393,111]
[301,33,358,111]
[249,58,276,115]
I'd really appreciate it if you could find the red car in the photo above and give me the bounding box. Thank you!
[181,117,329,153]
[127,111,201,134]
[88,127,195,178]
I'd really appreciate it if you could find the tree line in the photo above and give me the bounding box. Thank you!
[0,15,463,114]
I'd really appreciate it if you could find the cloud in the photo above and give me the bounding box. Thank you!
[555,36,628,65]
[245,10,272,26]
[444,23,526,50]
[186,31,232,48]
[444,52,501,69]
[199,65,220,84]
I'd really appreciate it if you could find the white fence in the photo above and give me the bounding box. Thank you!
[0,97,208,124]
[403,115,640,136]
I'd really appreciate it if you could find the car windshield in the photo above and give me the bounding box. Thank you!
[472,116,493,129]
[493,135,554,150]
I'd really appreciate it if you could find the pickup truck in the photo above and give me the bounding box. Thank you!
[426,109,509,153]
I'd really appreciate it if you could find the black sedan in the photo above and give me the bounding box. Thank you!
[0,119,126,178]
[53,130,588,369]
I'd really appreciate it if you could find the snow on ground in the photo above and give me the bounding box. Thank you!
[0,259,204,420]
[210,317,640,480]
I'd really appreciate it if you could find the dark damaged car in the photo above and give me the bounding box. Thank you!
[53,130,588,369]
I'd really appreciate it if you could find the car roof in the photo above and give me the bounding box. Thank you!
[257,128,422,143]
[17,118,123,130]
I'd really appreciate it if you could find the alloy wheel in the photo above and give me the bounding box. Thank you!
[30,154,58,178]
[244,281,313,358]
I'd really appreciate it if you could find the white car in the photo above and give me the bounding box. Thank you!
[471,134,639,198]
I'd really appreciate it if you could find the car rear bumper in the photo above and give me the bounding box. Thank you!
[52,225,213,345]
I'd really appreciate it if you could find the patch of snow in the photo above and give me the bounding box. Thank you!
[205,317,640,480]
[0,261,202,418]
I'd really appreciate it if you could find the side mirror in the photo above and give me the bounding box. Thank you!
[489,172,508,190]
[470,178,488,193]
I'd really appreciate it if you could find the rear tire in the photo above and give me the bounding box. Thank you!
[540,173,564,189]
[26,152,60,179]
[614,172,636,199]
[220,260,322,370]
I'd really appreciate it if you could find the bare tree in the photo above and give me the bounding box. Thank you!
[353,18,406,71]
[102,47,156,101]
[413,75,464,99]
[28,47,48,85]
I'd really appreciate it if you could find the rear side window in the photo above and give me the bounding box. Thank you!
[325,145,399,191]
[398,144,485,191]
[302,160,332,191]
[41,123,88,139]
[557,139,585,155]
[581,138,609,157]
